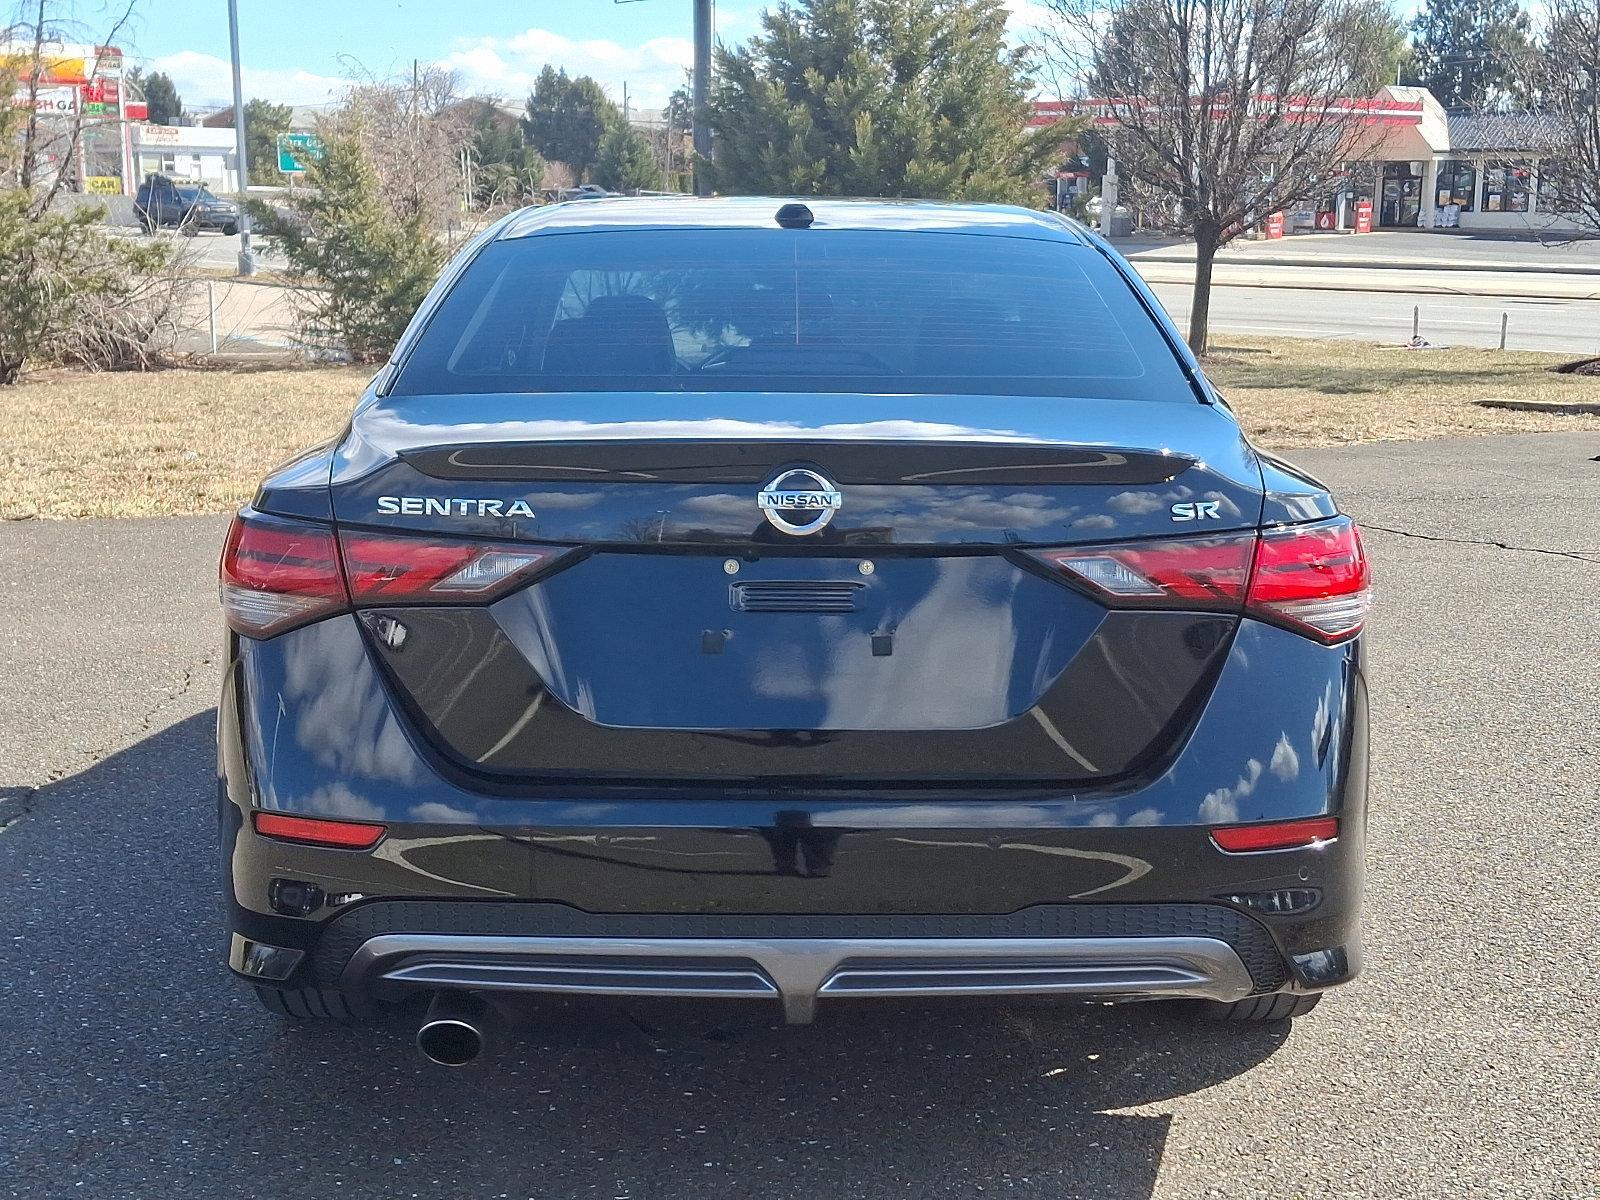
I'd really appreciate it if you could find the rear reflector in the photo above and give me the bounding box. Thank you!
[1034,516,1370,644]
[1211,816,1338,853]
[221,512,346,637]
[254,811,387,849]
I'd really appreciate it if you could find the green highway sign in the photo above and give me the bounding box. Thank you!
[276,132,323,174]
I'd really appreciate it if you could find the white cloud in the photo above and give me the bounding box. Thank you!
[147,49,345,109]
[438,28,694,110]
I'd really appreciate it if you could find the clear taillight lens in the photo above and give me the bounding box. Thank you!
[221,511,567,638]
[1034,516,1370,644]
[220,511,346,637]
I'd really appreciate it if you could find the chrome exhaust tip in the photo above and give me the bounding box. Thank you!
[416,991,492,1067]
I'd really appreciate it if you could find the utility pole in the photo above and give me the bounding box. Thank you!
[227,0,256,276]
[692,0,712,195]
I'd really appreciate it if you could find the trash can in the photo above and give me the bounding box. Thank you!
[1110,213,1133,238]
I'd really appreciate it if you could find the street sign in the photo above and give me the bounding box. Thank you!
[276,132,323,174]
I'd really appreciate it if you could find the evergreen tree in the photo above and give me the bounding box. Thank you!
[470,109,545,205]
[523,67,617,180]
[593,120,663,192]
[141,71,184,126]
[705,0,1057,203]
[1410,0,1533,109]
[243,98,292,185]
[251,133,442,362]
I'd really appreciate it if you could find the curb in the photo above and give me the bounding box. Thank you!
[1126,251,1600,277]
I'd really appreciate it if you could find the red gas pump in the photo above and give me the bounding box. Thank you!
[1353,199,1374,234]
[1263,211,1285,239]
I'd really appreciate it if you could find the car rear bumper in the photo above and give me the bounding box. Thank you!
[219,614,1369,1016]
[230,901,1302,1023]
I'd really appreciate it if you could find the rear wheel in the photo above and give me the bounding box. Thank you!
[252,984,366,1022]
[1195,993,1321,1022]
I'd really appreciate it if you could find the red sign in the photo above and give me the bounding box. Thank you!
[1314,211,1337,230]
[1353,199,1373,234]
[1263,212,1285,239]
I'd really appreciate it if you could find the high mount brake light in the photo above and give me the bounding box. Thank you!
[220,510,565,638]
[1034,516,1371,644]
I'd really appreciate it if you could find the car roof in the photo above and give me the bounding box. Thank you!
[499,196,1087,244]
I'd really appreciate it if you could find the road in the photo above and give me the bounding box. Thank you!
[1,433,1597,1199]
[1147,280,1600,353]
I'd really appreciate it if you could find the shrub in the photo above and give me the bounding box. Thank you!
[252,132,444,362]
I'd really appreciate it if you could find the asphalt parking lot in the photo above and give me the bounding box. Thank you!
[1,433,1596,1200]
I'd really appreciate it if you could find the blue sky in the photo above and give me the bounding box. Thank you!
[131,0,790,111]
[130,0,1059,112]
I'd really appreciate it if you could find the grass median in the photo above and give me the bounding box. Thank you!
[3,336,1599,519]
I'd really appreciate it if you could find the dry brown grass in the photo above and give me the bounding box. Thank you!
[1207,336,1600,449]
[3,338,1598,519]
[0,365,368,519]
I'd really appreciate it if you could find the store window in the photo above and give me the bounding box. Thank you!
[1537,160,1582,214]
[1435,160,1477,212]
[1483,162,1533,213]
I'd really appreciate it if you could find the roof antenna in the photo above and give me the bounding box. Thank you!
[775,202,815,229]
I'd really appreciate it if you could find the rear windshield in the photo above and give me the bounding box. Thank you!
[391,227,1191,400]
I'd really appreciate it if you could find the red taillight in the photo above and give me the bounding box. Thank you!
[1246,518,1371,643]
[254,811,387,849]
[1211,816,1338,853]
[1034,516,1370,644]
[338,531,560,603]
[220,510,567,638]
[1039,533,1254,606]
[221,511,346,637]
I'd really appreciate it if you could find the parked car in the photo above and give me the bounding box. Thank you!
[219,197,1370,1063]
[134,174,240,235]
[549,183,617,202]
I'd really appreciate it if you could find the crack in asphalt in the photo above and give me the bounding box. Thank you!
[1362,522,1600,565]
[0,653,210,835]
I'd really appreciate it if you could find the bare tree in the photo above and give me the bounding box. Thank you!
[6,0,136,212]
[319,62,466,237]
[1036,0,1403,351]
[1533,0,1600,235]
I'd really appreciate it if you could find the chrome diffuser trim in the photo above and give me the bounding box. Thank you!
[344,934,1255,1024]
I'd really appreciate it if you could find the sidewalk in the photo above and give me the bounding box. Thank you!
[1116,228,1600,277]
[1130,259,1600,301]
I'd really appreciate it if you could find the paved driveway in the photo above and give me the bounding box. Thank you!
[1,434,1596,1199]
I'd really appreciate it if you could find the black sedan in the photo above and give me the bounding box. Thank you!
[218,197,1370,1064]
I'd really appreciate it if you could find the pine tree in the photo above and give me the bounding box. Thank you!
[523,67,617,180]
[470,109,545,205]
[141,71,184,126]
[251,133,442,362]
[1410,0,1533,109]
[705,0,1057,203]
[243,98,292,185]
[593,121,663,192]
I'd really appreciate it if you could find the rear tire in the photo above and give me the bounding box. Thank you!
[252,984,366,1023]
[1196,992,1321,1022]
